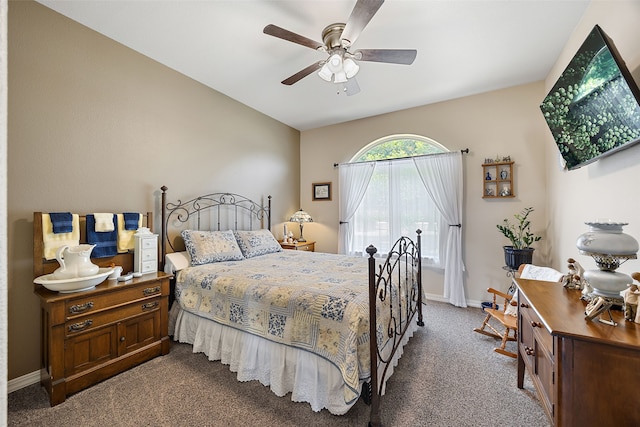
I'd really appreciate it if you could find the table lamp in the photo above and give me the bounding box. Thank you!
[289,209,313,242]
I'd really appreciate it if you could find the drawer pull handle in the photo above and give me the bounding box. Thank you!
[68,319,93,333]
[525,346,535,356]
[530,321,542,328]
[143,286,161,296]
[520,303,529,308]
[69,301,94,314]
[142,301,159,311]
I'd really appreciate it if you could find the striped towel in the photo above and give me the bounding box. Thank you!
[42,213,80,260]
[49,212,73,233]
[86,214,118,258]
[94,213,115,232]
[117,213,142,252]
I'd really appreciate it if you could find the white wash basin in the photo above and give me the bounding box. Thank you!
[34,267,114,293]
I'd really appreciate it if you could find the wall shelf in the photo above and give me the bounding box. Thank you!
[482,161,514,198]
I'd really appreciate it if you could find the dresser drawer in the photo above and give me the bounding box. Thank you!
[140,250,156,261]
[65,297,161,337]
[65,281,164,319]
[141,238,157,251]
[140,260,157,273]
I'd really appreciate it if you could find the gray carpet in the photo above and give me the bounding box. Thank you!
[8,300,550,426]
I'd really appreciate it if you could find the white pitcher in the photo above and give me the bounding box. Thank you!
[53,244,100,280]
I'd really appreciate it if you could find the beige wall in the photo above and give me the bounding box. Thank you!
[545,1,640,276]
[8,1,300,380]
[300,82,550,303]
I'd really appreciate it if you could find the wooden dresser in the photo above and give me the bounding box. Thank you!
[33,212,171,406]
[515,278,640,426]
[34,272,171,406]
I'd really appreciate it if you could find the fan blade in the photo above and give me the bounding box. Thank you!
[345,78,361,96]
[263,24,324,50]
[355,49,417,65]
[281,62,323,85]
[340,0,385,47]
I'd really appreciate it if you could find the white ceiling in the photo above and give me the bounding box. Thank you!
[37,0,590,131]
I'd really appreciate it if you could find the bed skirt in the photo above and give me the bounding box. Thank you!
[169,302,418,415]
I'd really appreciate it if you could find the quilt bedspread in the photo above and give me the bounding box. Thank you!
[175,250,375,404]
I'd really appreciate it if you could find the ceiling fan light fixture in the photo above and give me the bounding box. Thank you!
[333,71,348,83]
[318,63,333,82]
[327,53,343,73]
[343,58,360,78]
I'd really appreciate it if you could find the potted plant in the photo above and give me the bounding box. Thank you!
[496,207,542,270]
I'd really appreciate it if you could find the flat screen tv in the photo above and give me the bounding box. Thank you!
[540,25,640,170]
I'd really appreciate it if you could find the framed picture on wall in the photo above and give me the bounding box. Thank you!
[312,182,331,201]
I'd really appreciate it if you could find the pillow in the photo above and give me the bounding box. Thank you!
[164,251,191,274]
[504,290,518,317]
[181,230,244,265]
[233,229,282,258]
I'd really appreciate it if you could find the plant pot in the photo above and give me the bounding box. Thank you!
[503,246,534,270]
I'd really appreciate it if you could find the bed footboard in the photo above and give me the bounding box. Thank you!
[367,230,424,427]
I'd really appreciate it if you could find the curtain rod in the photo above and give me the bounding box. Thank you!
[333,148,469,168]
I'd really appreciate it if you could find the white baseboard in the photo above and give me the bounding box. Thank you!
[424,292,482,308]
[7,370,40,394]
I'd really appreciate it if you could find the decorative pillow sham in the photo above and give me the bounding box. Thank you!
[233,229,282,258]
[181,230,244,265]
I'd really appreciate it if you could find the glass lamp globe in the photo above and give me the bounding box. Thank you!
[577,221,638,298]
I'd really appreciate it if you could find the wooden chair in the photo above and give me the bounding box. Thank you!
[474,264,564,358]
[473,283,519,358]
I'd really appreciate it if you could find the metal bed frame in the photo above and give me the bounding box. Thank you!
[159,185,423,427]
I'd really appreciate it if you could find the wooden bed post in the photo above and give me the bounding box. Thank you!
[366,244,381,427]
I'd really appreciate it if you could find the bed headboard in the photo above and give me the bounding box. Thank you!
[33,211,153,283]
[160,186,272,265]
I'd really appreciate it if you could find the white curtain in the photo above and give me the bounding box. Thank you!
[338,162,376,254]
[347,159,441,260]
[413,151,466,307]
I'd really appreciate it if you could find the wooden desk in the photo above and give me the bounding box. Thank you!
[515,278,640,426]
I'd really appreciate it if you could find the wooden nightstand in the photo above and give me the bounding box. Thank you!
[280,241,315,252]
[34,272,172,406]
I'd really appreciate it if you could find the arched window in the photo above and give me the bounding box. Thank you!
[342,135,448,264]
[352,135,448,162]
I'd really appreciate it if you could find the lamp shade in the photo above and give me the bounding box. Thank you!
[327,53,343,73]
[343,58,360,78]
[576,221,639,258]
[289,209,313,223]
[318,64,333,82]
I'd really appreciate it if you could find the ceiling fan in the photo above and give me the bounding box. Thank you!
[263,0,417,96]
